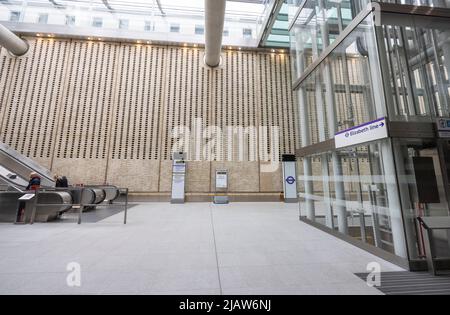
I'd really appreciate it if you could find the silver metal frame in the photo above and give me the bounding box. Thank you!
[292,6,374,91]
[255,0,282,47]
[291,2,450,91]
[287,0,307,32]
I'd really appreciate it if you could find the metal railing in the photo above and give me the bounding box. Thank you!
[82,184,122,204]
[28,187,129,225]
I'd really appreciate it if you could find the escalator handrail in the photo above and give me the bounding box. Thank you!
[0,142,54,182]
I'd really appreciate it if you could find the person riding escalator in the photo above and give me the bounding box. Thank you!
[26,172,41,191]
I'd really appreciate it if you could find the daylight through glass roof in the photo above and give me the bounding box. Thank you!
[0,0,275,47]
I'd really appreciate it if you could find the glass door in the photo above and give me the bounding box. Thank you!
[394,138,450,260]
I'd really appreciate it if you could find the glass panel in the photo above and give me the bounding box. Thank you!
[170,23,180,33]
[286,0,304,25]
[194,24,204,35]
[296,14,383,143]
[313,156,327,226]
[379,12,450,121]
[289,0,367,79]
[38,13,48,24]
[9,11,21,22]
[393,138,450,261]
[65,15,76,26]
[119,19,129,30]
[337,144,394,251]
[296,13,410,258]
[92,17,103,28]
[298,139,405,256]
[262,1,290,48]
[328,22,381,134]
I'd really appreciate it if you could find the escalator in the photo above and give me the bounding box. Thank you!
[0,141,121,222]
[0,142,54,189]
[0,164,30,191]
[0,141,72,222]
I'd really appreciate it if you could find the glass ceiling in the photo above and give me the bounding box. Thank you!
[54,0,267,19]
[0,0,284,47]
[264,1,289,48]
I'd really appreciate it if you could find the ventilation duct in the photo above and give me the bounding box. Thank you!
[0,24,28,56]
[204,0,226,67]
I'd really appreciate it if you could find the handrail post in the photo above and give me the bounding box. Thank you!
[77,187,84,225]
[30,188,38,225]
[123,188,128,224]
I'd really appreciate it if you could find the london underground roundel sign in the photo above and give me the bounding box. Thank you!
[286,176,296,185]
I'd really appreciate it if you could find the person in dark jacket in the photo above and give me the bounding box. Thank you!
[26,172,41,191]
[54,174,69,188]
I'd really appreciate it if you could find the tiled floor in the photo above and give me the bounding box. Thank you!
[0,202,404,295]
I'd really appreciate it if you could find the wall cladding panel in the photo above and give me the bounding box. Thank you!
[106,160,160,192]
[0,38,69,168]
[110,44,165,160]
[52,40,120,184]
[210,161,260,193]
[55,41,119,160]
[211,51,259,162]
[258,52,297,162]
[161,47,210,161]
[0,38,297,194]
[104,44,167,191]
[0,46,14,121]
[158,160,172,192]
[186,161,211,193]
